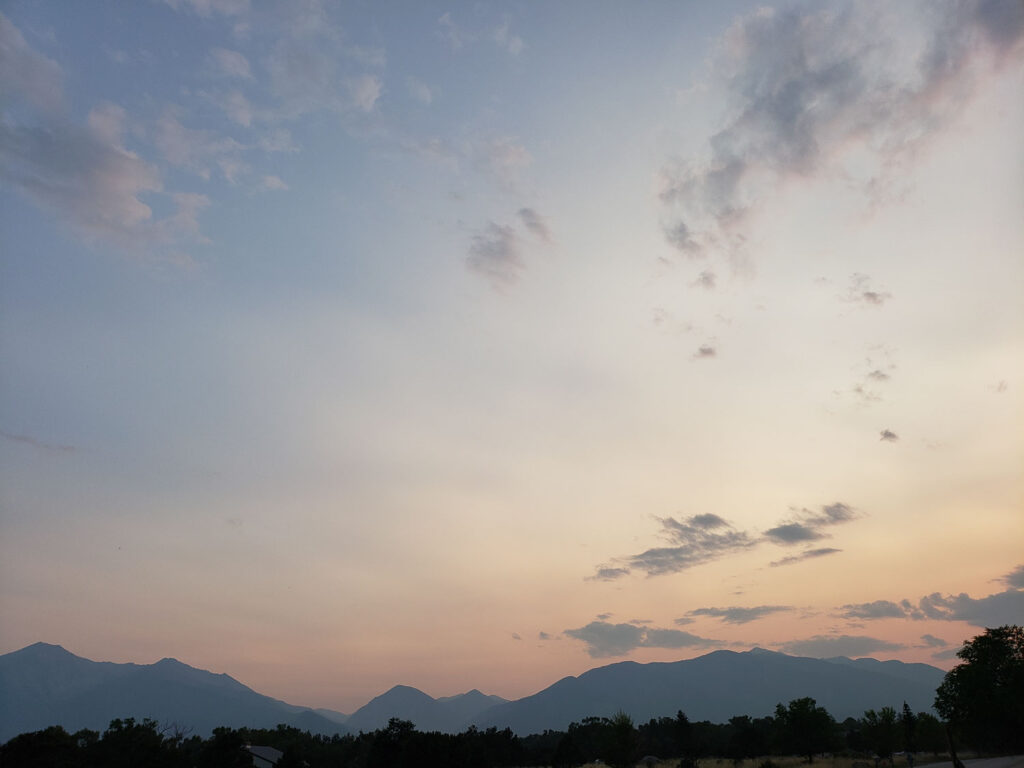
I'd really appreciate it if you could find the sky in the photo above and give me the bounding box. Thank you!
[1,0,1022,714]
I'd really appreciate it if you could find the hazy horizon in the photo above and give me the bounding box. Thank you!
[1,1,1022,714]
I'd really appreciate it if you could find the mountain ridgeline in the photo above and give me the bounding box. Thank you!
[0,643,945,743]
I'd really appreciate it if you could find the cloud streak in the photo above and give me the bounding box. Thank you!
[686,605,791,624]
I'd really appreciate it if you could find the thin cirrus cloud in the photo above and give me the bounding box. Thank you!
[590,504,858,580]
[0,429,75,453]
[563,620,721,658]
[658,2,1024,262]
[770,547,843,568]
[685,605,792,624]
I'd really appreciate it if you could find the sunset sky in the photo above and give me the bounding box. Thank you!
[1,0,1022,714]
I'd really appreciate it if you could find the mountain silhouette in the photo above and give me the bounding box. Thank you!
[470,648,945,735]
[1,643,948,743]
[0,643,347,743]
[345,684,507,733]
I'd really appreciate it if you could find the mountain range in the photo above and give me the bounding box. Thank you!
[0,642,946,743]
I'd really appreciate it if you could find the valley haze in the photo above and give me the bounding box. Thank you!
[0,642,947,742]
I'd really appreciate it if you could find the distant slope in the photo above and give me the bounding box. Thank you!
[472,648,945,735]
[0,643,348,743]
[346,685,507,733]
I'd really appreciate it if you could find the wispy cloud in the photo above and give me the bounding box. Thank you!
[564,620,721,658]
[467,222,523,288]
[163,0,249,18]
[686,605,791,624]
[919,634,948,648]
[209,47,251,79]
[770,547,842,567]
[591,513,756,580]
[880,429,899,442]
[845,273,892,307]
[517,207,552,242]
[693,344,717,360]
[692,270,717,290]
[0,429,75,453]
[0,13,63,114]
[658,2,1024,263]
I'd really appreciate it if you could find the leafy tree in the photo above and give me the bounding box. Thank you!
[862,707,900,763]
[0,725,85,768]
[774,697,838,763]
[934,625,1024,753]
[913,713,947,756]
[605,711,638,768]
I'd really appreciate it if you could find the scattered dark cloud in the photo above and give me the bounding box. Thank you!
[673,617,696,626]
[595,613,612,621]
[846,274,892,307]
[517,207,551,242]
[834,580,1024,626]
[919,634,948,648]
[538,631,551,641]
[617,514,757,577]
[595,503,857,579]
[692,270,717,290]
[467,222,523,288]
[686,605,791,624]
[840,600,907,620]
[778,634,905,658]
[932,647,963,661]
[867,370,890,382]
[467,207,553,288]
[659,3,1024,263]
[770,547,842,567]
[992,380,1008,394]
[1002,564,1024,589]
[0,429,75,453]
[880,429,899,442]
[586,566,631,582]
[764,523,824,544]
[764,503,857,546]
[693,344,717,360]
[564,620,721,658]
[511,633,521,641]
[917,589,1024,627]
[564,621,644,658]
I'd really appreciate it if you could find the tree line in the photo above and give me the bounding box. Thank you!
[2,626,1020,768]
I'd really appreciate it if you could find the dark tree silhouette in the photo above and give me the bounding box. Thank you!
[862,706,899,763]
[934,625,1024,753]
[774,697,837,763]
